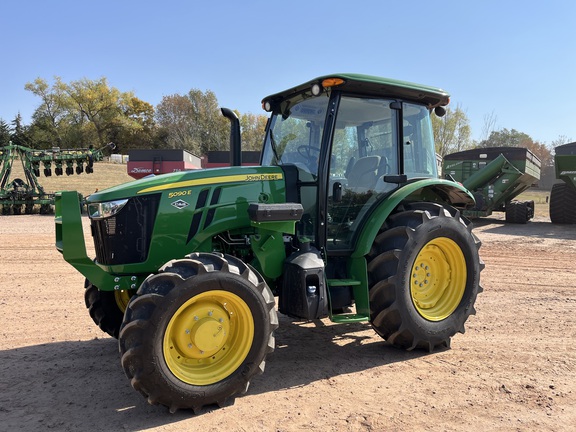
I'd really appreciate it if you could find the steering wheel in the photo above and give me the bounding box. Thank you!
[297,145,320,160]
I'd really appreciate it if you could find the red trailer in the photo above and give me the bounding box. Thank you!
[127,149,202,179]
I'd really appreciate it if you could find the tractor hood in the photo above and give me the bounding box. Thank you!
[86,165,286,204]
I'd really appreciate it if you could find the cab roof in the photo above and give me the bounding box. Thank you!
[262,73,450,109]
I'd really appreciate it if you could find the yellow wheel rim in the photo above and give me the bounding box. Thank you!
[114,290,132,313]
[163,290,254,386]
[411,237,466,321]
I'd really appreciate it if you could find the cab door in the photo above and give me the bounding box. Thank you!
[324,96,399,251]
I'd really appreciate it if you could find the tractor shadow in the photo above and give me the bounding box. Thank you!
[0,315,435,429]
[249,313,428,395]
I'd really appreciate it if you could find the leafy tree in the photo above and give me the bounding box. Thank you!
[431,105,471,157]
[155,94,197,150]
[60,77,128,147]
[478,128,531,148]
[25,76,152,151]
[25,78,70,147]
[187,89,228,154]
[239,112,267,151]
[155,89,229,156]
[110,96,157,151]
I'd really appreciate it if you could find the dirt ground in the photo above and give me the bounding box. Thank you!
[1,212,575,432]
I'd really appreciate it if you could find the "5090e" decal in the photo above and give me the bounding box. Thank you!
[168,190,192,199]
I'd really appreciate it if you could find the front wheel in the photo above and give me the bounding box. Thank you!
[367,203,484,351]
[118,252,277,413]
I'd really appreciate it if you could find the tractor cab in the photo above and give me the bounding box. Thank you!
[260,74,444,252]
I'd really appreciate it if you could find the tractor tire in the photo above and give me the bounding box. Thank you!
[84,279,133,339]
[366,202,484,351]
[505,201,528,224]
[118,252,278,413]
[550,183,576,224]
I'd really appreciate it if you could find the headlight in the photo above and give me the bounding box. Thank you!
[88,199,129,220]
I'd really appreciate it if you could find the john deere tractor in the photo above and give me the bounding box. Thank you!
[55,74,483,412]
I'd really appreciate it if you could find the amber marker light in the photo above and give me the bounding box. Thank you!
[321,78,345,87]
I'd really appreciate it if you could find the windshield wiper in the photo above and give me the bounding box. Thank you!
[269,130,281,164]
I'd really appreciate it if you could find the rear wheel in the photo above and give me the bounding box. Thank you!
[367,202,483,351]
[84,279,133,338]
[550,183,576,224]
[119,252,277,413]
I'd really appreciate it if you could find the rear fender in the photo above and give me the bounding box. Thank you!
[352,179,474,258]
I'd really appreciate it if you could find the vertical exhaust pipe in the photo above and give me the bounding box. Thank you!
[221,108,242,167]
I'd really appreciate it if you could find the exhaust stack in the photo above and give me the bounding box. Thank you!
[221,108,242,167]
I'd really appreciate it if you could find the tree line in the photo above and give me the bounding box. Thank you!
[1,76,571,188]
[0,77,267,155]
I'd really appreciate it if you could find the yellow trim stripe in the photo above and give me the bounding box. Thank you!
[137,173,283,194]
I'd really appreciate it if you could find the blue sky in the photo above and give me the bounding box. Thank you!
[1,0,575,146]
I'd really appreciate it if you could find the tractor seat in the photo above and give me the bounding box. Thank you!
[346,156,381,191]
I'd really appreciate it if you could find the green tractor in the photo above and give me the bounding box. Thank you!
[549,141,576,223]
[55,74,484,412]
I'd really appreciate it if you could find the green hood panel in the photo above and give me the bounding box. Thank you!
[86,165,288,275]
[86,166,285,203]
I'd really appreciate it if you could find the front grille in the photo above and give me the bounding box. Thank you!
[91,194,161,265]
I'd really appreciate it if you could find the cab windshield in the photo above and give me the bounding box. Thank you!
[261,93,330,178]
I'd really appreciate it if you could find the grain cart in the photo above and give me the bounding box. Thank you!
[442,147,541,223]
[549,141,576,223]
[0,142,114,214]
[55,74,484,412]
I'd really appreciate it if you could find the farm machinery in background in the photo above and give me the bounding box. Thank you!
[0,142,115,215]
[442,147,541,223]
[549,141,576,223]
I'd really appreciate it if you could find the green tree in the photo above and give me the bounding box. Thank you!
[155,94,197,151]
[25,76,153,151]
[111,96,157,151]
[187,89,228,154]
[431,105,471,157]
[25,77,70,147]
[239,112,267,151]
[478,128,531,148]
[10,113,31,147]
[155,89,229,156]
[0,119,11,146]
[59,77,127,147]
